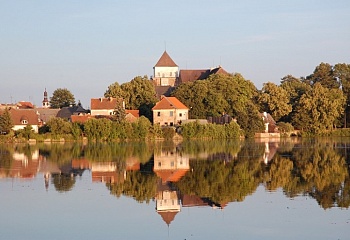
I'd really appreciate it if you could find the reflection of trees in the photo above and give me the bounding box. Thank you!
[276,141,350,209]
[85,142,153,164]
[107,170,158,203]
[52,173,76,192]
[175,143,264,204]
[0,144,14,172]
[179,139,241,158]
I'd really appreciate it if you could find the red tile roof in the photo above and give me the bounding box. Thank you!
[152,97,188,110]
[154,51,178,67]
[125,110,139,118]
[17,101,34,109]
[90,97,123,110]
[154,169,189,183]
[4,108,39,125]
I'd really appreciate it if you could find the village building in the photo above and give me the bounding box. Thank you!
[90,97,125,116]
[0,108,40,133]
[152,96,189,127]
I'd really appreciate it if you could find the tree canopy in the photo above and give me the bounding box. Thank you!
[50,88,76,109]
[0,108,13,134]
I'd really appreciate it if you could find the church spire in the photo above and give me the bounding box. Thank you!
[42,88,50,108]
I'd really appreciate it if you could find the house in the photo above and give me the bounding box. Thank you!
[255,112,280,138]
[177,66,228,85]
[56,101,90,122]
[90,97,124,116]
[2,108,40,133]
[36,108,60,124]
[152,96,189,127]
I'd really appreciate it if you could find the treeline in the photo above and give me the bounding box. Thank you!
[172,63,350,135]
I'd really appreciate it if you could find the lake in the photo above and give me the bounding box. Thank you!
[0,138,349,240]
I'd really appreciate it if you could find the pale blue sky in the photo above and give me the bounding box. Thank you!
[1,0,349,108]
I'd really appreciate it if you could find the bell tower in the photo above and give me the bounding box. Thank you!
[42,88,50,108]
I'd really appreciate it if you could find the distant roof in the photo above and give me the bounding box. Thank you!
[152,96,188,110]
[178,66,228,84]
[154,51,178,67]
[5,108,39,125]
[154,86,174,99]
[125,110,139,118]
[17,101,34,109]
[91,97,122,110]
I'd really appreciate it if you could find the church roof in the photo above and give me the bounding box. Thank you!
[178,66,229,84]
[154,51,178,67]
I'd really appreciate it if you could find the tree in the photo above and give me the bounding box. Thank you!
[50,88,76,109]
[306,62,339,89]
[111,99,126,123]
[0,108,13,134]
[257,82,292,122]
[104,82,125,99]
[292,83,346,133]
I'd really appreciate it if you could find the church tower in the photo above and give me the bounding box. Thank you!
[42,88,50,108]
[152,51,179,87]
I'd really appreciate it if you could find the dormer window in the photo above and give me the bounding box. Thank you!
[22,120,28,124]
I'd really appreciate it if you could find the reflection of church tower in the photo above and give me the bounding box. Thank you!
[42,88,50,108]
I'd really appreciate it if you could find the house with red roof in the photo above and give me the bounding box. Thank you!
[90,97,124,116]
[0,108,40,133]
[152,96,189,127]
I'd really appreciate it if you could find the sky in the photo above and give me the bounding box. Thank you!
[1,0,349,108]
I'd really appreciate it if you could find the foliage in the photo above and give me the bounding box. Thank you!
[257,82,292,122]
[292,83,346,133]
[162,127,176,140]
[276,122,294,134]
[111,99,126,123]
[50,88,76,109]
[0,108,13,135]
[305,62,340,89]
[46,117,72,137]
[15,125,35,140]
[180,121,240,139]
[105,76,157,121]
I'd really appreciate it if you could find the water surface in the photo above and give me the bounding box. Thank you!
[0,138,349,239]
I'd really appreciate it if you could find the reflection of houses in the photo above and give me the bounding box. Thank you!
[153,147,190,226]
[71,158,140,184]
[153,148,190,184]
[0,150,39,179]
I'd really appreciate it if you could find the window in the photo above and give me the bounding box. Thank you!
[179,113,182,117]
[170,72,172,76]
[158,72,160,76]
[157,112,160,117]
[171,161,174,167]
[158,162,161,167]
[21,120,28,124]
[170,122,173,126]
[170,111,173,116]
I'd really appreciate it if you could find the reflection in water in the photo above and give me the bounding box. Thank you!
[1,138,350,223]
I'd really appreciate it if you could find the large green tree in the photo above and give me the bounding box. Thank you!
[105,76,158,121]
[172,73,263,137]
[257,82,292,122]
[305,62,340,89]
[292,83,345,133]
[0,108,13,134]
[50,88,76,109]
